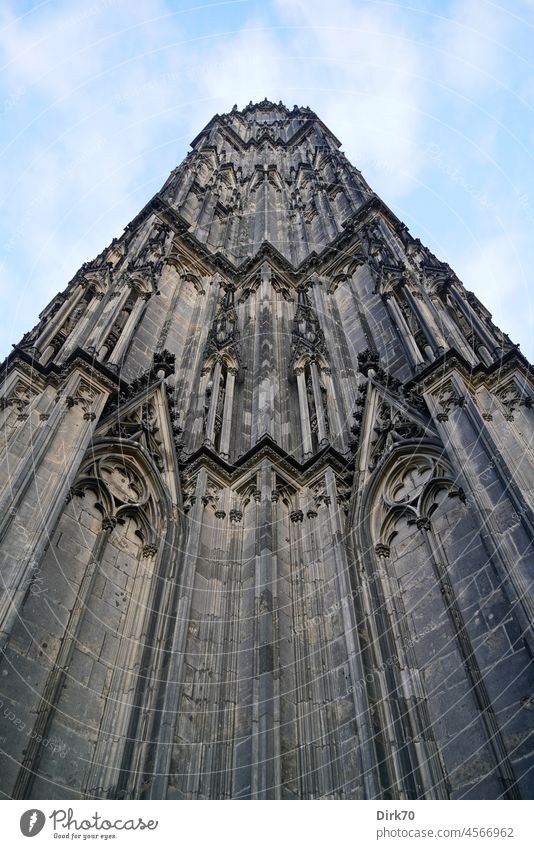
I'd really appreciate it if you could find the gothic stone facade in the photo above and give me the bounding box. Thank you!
[1,100,533,800]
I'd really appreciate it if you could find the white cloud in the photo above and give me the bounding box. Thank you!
[0,0,532,362]
[178,0,425,196]
[0,0,192,353]
[434,0,512,95]
[271,0,424,196]
[180,21,296,135]
[453,232,534,356]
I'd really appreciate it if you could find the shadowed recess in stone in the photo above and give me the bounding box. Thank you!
[0,99,533,801]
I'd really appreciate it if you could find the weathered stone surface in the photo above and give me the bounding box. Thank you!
[0,100,533,800]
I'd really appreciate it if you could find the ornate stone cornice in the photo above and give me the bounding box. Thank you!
[180,433,353,491]
[105,190,412,299]
[190,101,341,152]
[102,350,175,418]
[1,345,120,394]
[406,346,533,395]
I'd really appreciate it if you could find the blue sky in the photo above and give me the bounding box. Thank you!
[1,0,534,359]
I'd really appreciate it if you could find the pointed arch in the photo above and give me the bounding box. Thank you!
[293,354,332,456]
[362,441,454,547]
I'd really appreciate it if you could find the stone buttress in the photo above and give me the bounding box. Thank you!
[1,100,533,800]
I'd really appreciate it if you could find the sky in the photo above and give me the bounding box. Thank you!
[1,0,534,359]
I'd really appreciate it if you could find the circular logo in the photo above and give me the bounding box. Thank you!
[20,810,46,837]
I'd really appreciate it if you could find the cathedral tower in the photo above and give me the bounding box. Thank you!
[1,100,533,800]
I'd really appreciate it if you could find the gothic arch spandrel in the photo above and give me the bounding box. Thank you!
[0,426,179,799]
[2,101,534,801]
[366,447,454,547]
[354,441,532,798]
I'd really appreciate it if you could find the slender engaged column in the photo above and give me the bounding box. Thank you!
[448,285,498,361]
[37,284,87,359]
[383,293,425,368]
[205,358,223,446]
[108,293,151,365]
[399,282,439,359]
[85,286,130,354]
[321,367,344,446]
[60,291,103,360]
[219,367,236,458]
[295,367,313,459]
[310,360,328,446]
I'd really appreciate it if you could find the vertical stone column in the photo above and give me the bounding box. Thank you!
[0,371,108,651]
[195,182,220,242]
[60,290,103,360]
[87,541,161,799]
[223,205,240,255]
[323,468,380,799]
[219,367,237,459]
[418,290,448,353]
[475,382,534,500]
[309,360,328,446]
[84,286,128,354]
[321,367,344,447]
[315,184,338,242]
[294,203,310,262]
[383,292,425,368]
[204,358,222,447]
[253,180,267,252]
[448,285,498,362]
[425,373,534,658]
[252,264,274,442]
[96,286,136,361]
[251,461,279,799]
[107,292,151,365]
[191,366,212,446]
[149,468,207,799]
[295,367,313,459]
[173,165,198,207]
[37,285,87,361]
[373,543,448,798]
[358,541,412,798]
[123,514,181,801]
[12,519,115,799]
[416,518,519,799]
[431,291,479,365]
[399,282,439,360]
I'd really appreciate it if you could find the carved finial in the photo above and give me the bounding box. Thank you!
[357,349,380,377]
[153,349,175,378]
